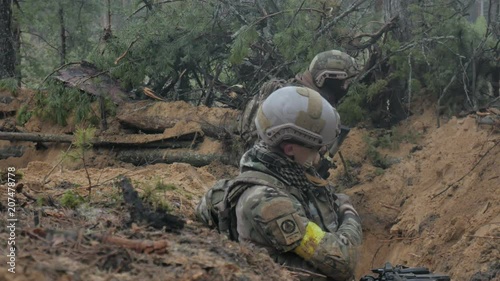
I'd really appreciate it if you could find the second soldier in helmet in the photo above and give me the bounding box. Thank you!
[239,49,359,177]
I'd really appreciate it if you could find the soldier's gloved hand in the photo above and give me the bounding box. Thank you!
[336,193,359,223]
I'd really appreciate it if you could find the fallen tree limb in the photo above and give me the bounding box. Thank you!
[25,227,169,254]
[0,131,201,148]
[116,149,232,167]
[117,100,238,139]
[99,234,169,254]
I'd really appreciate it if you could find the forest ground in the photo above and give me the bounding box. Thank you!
[0,89,499,281]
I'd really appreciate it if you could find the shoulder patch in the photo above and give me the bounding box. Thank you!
[275,213,303,245]
[252,197,306,251]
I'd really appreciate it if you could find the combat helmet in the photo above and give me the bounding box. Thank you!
[309,50,358,88]
[255,86,340,148]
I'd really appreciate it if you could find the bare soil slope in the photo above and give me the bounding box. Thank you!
[1,89,499,280]
[334,108,499,280]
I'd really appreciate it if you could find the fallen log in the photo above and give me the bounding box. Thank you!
[0,129,202,149]
[116,149,231,167]
[0,132,202,149]
[98,234,169,254]
[0,131,74,143]
[26,227,169,254]
[117,100,238,139]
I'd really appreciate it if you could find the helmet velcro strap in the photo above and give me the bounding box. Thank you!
[295,87,325,134]
[256,106,271,131]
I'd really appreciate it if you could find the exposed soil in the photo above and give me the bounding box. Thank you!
[1,89,499,281]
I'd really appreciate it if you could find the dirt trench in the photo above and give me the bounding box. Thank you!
[0,89,499,281]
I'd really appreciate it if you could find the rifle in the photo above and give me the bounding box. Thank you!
[359,262,451,281]
[316,125,351,179]
[327,125,350,161]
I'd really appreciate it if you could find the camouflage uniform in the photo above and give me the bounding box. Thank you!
[197,142,363,281]
[238,50,359,150]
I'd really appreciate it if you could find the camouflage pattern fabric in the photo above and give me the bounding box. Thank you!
[308,50,359,82]
[238,50,358,150]
[197,142,363,281]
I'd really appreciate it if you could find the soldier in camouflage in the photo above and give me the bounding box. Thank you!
[238,50,359,150]
[197,86,363,281]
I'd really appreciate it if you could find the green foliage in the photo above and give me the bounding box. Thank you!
[12,0,497,127]
[16,104,32,125]
[374,2,499,119]
[36,196,46,207]
[65,126,95,162]
[369,128,421,151]
[366,79,388,102]
[230,25,259,65]
[18,0,102,85]
[34,81,94,126]
[0,170,23,185]
[471,16,487,37]
[337,82,368,126]
[60,190,85,209]
[0,78,19,96]
[155,179,177,192]
[374,168,385,176]
[363,134,391,169]
[104,97,117,117]
[141,180,173,212]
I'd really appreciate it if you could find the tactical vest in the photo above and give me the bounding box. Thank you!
[198,170,340,241]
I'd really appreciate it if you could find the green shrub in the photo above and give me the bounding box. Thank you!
[34,81,94,126]
[0,78,19,96]
[363,134,391,169]
[16,104,32,125]
[60,190,85,209]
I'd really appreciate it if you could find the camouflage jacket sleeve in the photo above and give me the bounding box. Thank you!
[235,185,362,281]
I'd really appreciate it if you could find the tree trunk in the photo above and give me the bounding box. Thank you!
[0,0,15,79]
[383,0,416,42]
[12,13,20,84]
[116,149,231,167]
[59,6,66,65]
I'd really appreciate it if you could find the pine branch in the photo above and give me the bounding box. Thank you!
[23,32,60,54]
[128,0,183,18]
[314,0,370,40]
[286,0,306,29]
[347,16,399,50]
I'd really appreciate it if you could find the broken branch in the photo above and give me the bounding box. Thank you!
[314,0,369,40]
[99,234,169,254]
[114,37,139,65]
